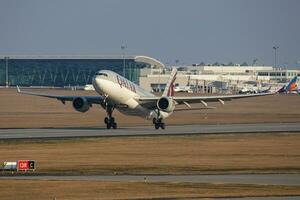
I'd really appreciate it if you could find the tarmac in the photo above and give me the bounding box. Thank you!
[0,122,299,140]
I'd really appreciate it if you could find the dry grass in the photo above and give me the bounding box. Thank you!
[0,88,300,128]
[1,180,300,200]
[1,133,300,174]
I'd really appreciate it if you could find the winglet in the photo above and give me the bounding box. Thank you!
[16,85,21,93]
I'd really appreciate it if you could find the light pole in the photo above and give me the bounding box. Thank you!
[273,46,279,68]
[5,57,9,88]
[121,45,127,77]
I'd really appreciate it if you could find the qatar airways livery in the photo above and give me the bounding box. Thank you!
[17,68,273,129]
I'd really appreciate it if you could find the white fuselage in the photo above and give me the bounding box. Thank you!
[92,70,171,119]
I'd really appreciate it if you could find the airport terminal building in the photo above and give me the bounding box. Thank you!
[0,55,164,87]
[139,65,300,93]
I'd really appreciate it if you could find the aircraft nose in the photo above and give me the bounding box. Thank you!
[93,76,104,92]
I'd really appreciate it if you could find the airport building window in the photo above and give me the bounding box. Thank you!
[258,72,269,76]
[0,58,150,86]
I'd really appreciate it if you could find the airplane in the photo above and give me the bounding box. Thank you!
[174,85,193,93]
[238,85,271,94]
[17,68,274,130]
[277,76,299,94]
[83,84,95,91]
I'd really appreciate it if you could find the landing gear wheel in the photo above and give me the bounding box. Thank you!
[160,123,165,129]
[112,122,117,129]
[111,117,115,123]
[154,118,165,130]
[155,123,160,130]
[104,117,109,124]
[152,118,157,124]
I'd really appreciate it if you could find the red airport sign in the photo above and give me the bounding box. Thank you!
[17,160,35,171]
[18,160,28,170]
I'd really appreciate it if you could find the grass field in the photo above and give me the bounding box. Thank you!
[0,88,300,128]
[1,133,299,175]
[1,180,300,200]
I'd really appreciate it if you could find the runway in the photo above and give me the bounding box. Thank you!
[1,174,300,186]
[0,123,300,140]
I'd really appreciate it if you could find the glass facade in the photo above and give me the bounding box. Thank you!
[0,57,150,86]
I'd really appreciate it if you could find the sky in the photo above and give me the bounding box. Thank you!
[0,0,299,68]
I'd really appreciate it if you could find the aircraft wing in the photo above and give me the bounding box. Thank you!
[174,107,216,112]
[138,92,274,109]
[173,92,273,104]
[17,86,104,104]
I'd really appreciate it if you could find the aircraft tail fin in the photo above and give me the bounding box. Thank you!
[277,76,298,93]
[162,67,177,97]
[286,76,298,92]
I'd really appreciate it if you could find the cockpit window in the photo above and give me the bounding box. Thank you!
[95,72,108,77]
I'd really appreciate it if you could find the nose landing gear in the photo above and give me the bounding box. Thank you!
[104,117,117,129]
[104,104,117,129]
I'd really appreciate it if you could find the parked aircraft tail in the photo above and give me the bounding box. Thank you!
[286,76,298,92]
[277,76,298,93]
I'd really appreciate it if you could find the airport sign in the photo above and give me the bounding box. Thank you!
[17,160,35,171]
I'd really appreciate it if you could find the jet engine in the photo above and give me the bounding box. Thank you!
[157,97,175,113]
[72,97,90,112]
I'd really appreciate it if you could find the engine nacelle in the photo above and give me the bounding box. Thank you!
[157,97,175,113]
[72,97,90,112]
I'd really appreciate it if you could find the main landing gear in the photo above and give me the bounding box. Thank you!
[104,104,117,129]
[153,109,165,130]
[153,118,165,130]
